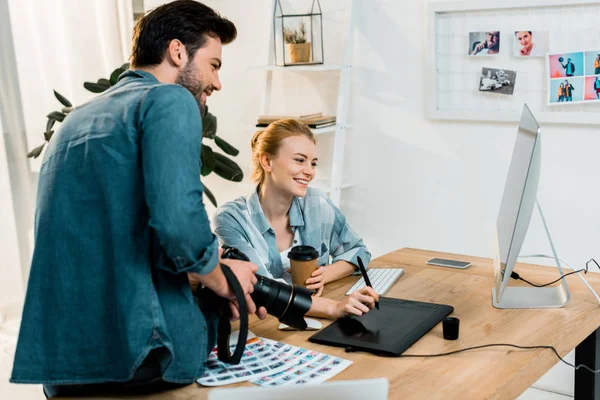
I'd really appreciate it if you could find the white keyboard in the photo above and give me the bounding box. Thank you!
[345,268,404,296]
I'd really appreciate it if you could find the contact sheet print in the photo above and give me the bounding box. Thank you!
[250,338,352,386]
[197,336,352,387]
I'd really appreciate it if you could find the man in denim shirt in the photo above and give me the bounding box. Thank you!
[10,1,265,397]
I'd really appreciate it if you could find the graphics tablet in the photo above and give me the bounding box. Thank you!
[309,297,454,356]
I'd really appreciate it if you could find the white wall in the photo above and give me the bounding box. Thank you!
[144,0,598,396]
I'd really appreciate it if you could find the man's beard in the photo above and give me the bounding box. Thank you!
[176,61,204,102]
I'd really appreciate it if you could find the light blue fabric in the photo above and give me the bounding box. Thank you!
[213,187,370,279]
[11,70,219,385]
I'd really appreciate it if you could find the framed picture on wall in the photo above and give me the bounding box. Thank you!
[468,31,500,56]
[513,31,548,57]
[546,51,600,105]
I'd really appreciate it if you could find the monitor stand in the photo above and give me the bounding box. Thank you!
[492,201,570,309]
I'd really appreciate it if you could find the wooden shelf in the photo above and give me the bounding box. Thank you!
[247,124,339,135]
[248,64,342,72]
[310,125,337,135]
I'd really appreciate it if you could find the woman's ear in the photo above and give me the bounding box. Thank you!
[166,39,186,67]
[260,153,272,173]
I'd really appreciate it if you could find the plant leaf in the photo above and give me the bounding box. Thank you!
[53,90,72,107]
[110,68,125,85]
[98,78,111,87]
[202,184,217,207]
[200,144,215,176]
[213,152,244,182]
[120,63,130,71]
[47,111,66,122]
[44,130,54,142]
[84,82,109,93]
[202,111,217,139]
[62,106,73,114]
[46,118,56,134]
[27,143,45,158]
[214,135,239,156]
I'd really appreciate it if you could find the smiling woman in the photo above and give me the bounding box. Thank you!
[213,118,378,320]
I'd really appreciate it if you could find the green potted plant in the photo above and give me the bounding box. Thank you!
[283,20,311,63]
[27,63,242,207]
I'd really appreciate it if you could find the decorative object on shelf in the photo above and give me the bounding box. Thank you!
[273,0,324,66]
[284,20,310,63]
[26,64,242,207]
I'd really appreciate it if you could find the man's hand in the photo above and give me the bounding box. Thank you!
[188,250,267,321]
[219,257,267,321]
[471,42,486,55]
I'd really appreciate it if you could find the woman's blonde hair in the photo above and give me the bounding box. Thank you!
[250,118,316,184]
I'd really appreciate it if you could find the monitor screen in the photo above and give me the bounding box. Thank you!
[493,104,541,302]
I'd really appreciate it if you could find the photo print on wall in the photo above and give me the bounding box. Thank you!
[513,31,548,57]
[469,31,500,56]
[547,51,600,104]
[479,67,516,95]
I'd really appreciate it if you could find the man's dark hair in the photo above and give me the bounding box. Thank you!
[131,0,237,67]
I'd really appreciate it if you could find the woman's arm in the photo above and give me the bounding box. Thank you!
[305,261,356,292]
[305,287,379,319]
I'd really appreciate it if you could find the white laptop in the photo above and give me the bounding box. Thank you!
[208,378,389,400]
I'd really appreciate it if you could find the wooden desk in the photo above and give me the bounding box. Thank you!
[72,248,600,400]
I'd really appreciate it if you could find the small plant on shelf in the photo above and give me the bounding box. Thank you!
[283,20,307,44]
[283,20,311,63]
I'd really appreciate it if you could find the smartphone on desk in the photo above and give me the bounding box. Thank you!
[426,258,471,269]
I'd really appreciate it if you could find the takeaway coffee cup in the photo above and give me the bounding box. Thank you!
[287,245,319,287]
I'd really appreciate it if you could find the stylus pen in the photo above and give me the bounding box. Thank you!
[357,256,379,310]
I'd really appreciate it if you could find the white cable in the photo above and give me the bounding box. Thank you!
[518,254,600,305]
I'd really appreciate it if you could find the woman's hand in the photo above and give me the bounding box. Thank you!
[331,287,379,319]
[305,267,325,296]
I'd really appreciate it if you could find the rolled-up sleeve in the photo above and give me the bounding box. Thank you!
[213,209,272,278]
[140,84,218,275]
[328,198,371,269]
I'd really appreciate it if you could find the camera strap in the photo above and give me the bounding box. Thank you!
[216,264,248,364]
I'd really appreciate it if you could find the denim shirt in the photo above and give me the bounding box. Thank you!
[11,70,219,385]
[213,187,371,279]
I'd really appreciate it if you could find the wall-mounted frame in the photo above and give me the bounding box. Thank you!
[427,0,600,124]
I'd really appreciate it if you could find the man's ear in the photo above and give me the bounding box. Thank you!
[166,39,187,67]
[260,153,272,173]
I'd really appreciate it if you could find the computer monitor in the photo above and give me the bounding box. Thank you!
[492,104,570,309]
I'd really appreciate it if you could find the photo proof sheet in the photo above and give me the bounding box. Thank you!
[197,336,352,387]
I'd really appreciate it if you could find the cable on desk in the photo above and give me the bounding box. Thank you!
[394,343,600,374]
[511,268,586,287]
[507,258,600,304]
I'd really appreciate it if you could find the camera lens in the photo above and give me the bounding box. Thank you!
[251,276,313,330]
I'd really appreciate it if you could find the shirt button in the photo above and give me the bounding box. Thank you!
[152,330,160,340]
[293,240,298,243]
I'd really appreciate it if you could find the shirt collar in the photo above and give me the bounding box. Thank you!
[117,69,159,83]
[246,187,306,235]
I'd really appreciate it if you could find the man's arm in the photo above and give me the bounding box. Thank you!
[140,84,218,275]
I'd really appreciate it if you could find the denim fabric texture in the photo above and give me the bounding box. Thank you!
[11,70,219,385]
[213,187,371,279]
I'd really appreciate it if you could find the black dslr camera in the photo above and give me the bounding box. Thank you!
[197,247,313,364]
